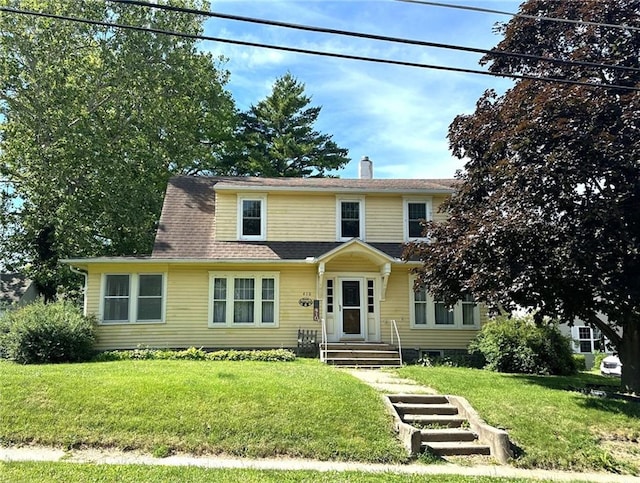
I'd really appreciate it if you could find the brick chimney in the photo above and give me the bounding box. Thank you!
[359,156,373,179]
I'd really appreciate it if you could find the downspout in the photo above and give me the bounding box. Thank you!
[69,266,88,316]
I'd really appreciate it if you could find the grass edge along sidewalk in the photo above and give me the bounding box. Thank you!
[2,448,640,483]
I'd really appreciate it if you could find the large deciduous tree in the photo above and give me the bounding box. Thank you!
[0,0,237,299]
[405,0,640,393]
[224,73,349,177]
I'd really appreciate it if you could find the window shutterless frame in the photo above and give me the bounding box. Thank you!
[237,194,267,241]
[100,273,166,324]
[336,196,365,241]
[208,271,279,327]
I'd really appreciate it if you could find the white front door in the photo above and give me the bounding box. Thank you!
[338,278,365,339]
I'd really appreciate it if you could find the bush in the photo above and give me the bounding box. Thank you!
[469,315,577,375]
[593,352,608,371]
[0,301,95,364]
[573,354,587,371]
[93,347,296,362]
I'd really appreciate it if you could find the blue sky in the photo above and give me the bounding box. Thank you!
[202,0,519,179]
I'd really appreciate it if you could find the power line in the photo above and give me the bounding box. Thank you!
[107,0,640,74]
[398,0,640,32]
[1,6,638,92]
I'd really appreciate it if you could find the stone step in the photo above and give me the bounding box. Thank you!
[424,441,491,456]
[402,414,467,427]
[393,402,458,415]
[421,428,478,442]
[388,394,449,405]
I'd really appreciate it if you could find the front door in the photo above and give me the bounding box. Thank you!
[339,278,365,339]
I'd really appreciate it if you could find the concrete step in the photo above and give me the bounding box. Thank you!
[393,402,458,415]
[402,414,467,427]
[322,343,397,351]
[388,394,449,405]
[421,428,478,442]
[324,350,400,357]
[424,441,491,456]
[325,358,402,367]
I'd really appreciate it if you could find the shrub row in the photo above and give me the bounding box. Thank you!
[93,346,296,362]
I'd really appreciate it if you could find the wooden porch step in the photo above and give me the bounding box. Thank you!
[424,441,491,456]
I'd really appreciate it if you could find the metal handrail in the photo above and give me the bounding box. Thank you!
[320,317,327,362]
[390,319,403,366]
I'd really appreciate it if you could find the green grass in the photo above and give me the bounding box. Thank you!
[398,366,640,474]
[0,359,406,463]
[0,462,553,483]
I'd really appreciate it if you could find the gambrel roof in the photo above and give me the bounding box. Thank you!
[151,176,457,261]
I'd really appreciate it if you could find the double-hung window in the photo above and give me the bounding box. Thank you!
[209,272,279,327]
[102,273,165,324]
[337,197,365,241]
[571,326,603,353]
[238,194,266,240]
[404,198,432,241]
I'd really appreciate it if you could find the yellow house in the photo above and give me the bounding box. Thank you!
[65,161,484,364]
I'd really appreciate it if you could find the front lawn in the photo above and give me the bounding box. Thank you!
[398,366,640,474]
[0,359,406,463]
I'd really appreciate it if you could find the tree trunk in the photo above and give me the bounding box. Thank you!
[620,320,640,395]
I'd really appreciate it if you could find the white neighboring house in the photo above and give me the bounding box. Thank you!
[561,317,615,369]
[0,273,40,317]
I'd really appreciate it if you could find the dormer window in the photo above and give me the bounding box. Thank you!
[404,197,432,241]
[337,197,365,241]
[238,194,267,240]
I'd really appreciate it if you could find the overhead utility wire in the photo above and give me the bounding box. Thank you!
[2,6,638,93]
[107,0,640,74]
[398,0,640,32]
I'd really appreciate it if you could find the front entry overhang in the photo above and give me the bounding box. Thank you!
[307,238,397,301]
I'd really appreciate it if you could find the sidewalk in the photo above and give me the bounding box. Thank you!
[1,445,639,482]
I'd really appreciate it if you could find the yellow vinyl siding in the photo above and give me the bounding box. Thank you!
[432,195,450,223]
[378,266,484,349]
[365,195,402,242]
[88,262,322,350]
[214,191,237,240]
[216,191,451,243]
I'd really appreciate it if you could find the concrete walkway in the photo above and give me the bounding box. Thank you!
[2,368,639,482]
[2,445,639,482]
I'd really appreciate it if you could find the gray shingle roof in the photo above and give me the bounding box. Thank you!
[152,176,452,260]
[0,273,33,304]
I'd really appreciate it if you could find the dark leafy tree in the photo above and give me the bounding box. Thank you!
[405,0,640,393]
[0,0,237,299]
[225,73,350,177]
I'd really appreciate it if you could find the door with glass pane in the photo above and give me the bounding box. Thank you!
[339,278,365,339]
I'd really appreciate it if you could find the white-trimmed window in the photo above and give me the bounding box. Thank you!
[410,278,480,329]
[101,273,165,324]
[404,198,432,241]
[237,194,267,240]
[337,197,365,241]
[571,326,603,353]
[209,272,279,327]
